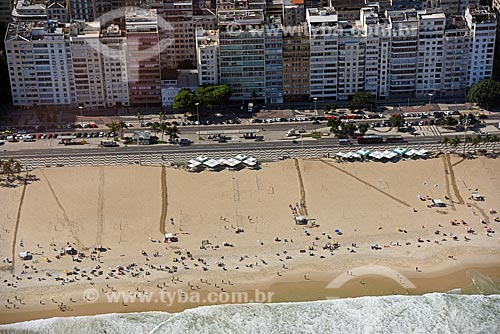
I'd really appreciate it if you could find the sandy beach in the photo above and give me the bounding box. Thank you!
[1,155,500,324]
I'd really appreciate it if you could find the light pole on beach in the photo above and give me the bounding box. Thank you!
[462,116,471,157]
[195,102,200,141]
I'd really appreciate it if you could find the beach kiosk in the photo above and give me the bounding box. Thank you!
[432,199,446,207]
[471,192,484,201]
[294,216,308,225]
[18,251,32,260]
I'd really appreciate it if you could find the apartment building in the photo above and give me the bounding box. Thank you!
[442,15,471,96]
[360,7,390,99]
[125,8,162,106]
[282,25,310,102]
[100,24,130,107]
[465,5,496,85]
[386,9,419,97]
[416,9,446,97]
[47,0,69,23]
[70,0,95,21]
[70,22,106,108]
[0,0,13,24]
[265,22,284,104]
[336,20,366,100]
[5,20,75,107]
[195,28,219,85]
[218,9,266,102]
[435,0,478,16]
[152,0,196,77]
[307,7,338,100]
[11,0,47,21]
[282,0,306,26]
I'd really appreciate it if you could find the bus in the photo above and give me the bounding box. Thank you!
[357,135,383,144]
[386,136,405,143]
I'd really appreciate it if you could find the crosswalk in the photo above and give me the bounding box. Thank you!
[415,125,440,137]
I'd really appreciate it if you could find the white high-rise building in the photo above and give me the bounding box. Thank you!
[195,28,219,85]
[336,20,366,101]
[442,15,471,96]
[465,5,496,86]
[100,24,130,107]
[360,8,390,99]
[5,21,75,107]
[307,7,338,100]
[416,9,446,97]
[70,21,106,108]
[386,9,419,98]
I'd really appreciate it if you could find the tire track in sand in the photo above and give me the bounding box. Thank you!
[442,155,456,211]
[319,159,411,208]
[39,169,83,249]
[10,176,28,273]
[445,155,464,205]
[294,159,308,216]
[160,165,168,234]
[96,167,104,246]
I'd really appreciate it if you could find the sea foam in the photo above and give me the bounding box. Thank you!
[1,294,500,334]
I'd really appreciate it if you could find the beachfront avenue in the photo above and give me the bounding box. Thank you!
[83,288,274,306]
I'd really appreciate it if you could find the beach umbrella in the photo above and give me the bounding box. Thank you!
[335,229,340,233]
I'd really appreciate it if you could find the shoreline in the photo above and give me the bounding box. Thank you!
[2,261,500,325]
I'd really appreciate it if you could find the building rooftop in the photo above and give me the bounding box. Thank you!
[467,5,496,24]
[386,9,418,22]
[307,7,338,24]
[218,9,264,25]
[5,20,66,42]
[445,15,468,31]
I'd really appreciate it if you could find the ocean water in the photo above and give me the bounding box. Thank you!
[2,293,500,334]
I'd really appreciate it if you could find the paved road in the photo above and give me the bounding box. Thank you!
[1,135,444,159]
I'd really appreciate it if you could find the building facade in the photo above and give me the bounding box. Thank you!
[465,5,496,86]
[125,8,162,106]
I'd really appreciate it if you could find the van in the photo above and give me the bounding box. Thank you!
[339,139,351,145]
[286,129,296,137]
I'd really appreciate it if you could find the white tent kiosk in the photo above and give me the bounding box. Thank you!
[203,158,223,170]
[432,199,445,207]
[243,157,259,169]
[18,251,32,260]
[164,233,178,242]
[294,216,308,225]
[224,158,242,169]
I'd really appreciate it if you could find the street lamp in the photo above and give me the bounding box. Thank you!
[195,102,200,141]
[428,93,433,106]
[313,97,318,114]
[78,105,83,135]
[462,116,471,157]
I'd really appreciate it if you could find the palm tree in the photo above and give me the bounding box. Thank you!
[119,121,127,138]
[159,110,163,122]
[136,112,141,124]
[151,122,160,137]
[450,136,461,152]
[160,122,168,141]
[109,121,118,135]
[169,125,179,140]
[14,161,22,179]
[441,136,450,153]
